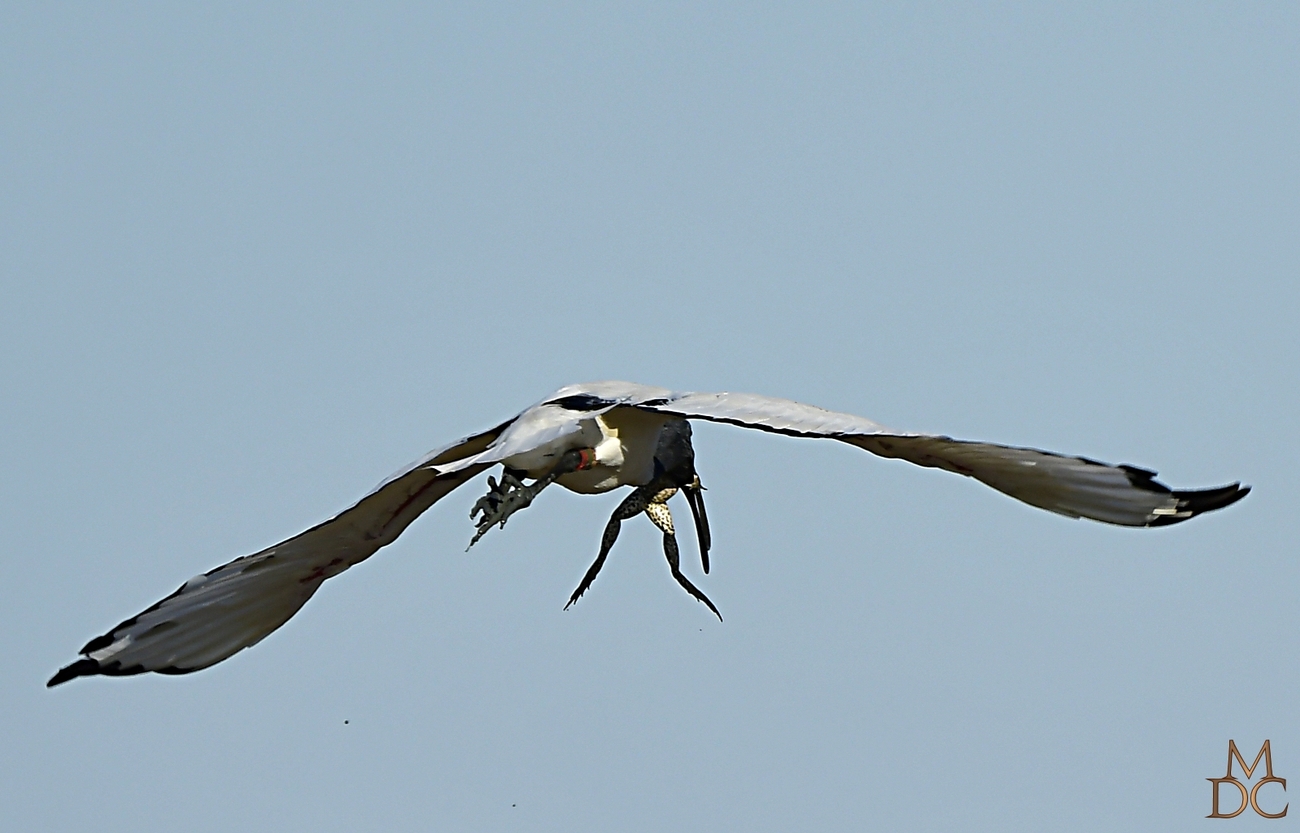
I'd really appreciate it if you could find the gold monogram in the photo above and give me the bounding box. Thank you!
[1207,740,1287,819]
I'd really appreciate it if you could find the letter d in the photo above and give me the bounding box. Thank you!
[1208,777,1249,818]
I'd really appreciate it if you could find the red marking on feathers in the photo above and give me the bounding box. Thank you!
[300,557,346,584]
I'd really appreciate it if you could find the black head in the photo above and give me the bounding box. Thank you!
[652,417,697,486]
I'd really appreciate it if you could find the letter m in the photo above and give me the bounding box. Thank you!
[1226,739,1277,780]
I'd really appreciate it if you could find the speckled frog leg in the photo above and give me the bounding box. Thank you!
[565,483,661,609]
[644,490,721,621]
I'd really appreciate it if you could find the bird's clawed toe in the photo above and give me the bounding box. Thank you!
[467,449,599,551]
[467,471,532,550]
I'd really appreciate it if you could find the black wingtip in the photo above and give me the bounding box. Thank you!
[47,657,164,687]
[1148,482,1251,527]
[1180,482,1250,514]
[47,658,101,688]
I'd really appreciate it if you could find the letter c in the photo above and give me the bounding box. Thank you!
[1251,777,1288,819]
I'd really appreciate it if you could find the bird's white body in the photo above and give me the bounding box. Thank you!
[48,380,1249,687]
[497,407,672,494]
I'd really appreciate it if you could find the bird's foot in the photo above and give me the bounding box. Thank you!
[467,471,537,550]
[467,449,598,551]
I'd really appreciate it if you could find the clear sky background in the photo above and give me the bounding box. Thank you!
[3,4,1296,831]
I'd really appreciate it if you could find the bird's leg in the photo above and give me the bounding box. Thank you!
[467,448,595,550]
[644,489,722,621]
[682,474,711,574]
[565,483,660,609]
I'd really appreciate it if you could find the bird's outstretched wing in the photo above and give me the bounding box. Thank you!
[49,381,1249,687]
[47,424,509,687]
[49,390,654,687]
[386,380,1248,526]
[599,386,1248,527]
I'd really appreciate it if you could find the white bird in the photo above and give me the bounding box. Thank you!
[48,381,1248,687]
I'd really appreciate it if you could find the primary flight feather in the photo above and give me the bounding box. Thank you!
[48,381,1248,687]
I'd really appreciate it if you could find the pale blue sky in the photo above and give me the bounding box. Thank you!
[3,4,1296,831]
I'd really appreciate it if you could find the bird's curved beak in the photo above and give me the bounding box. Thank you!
[684,477,711,574]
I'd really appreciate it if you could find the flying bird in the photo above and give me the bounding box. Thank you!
[48,381,1248,687]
